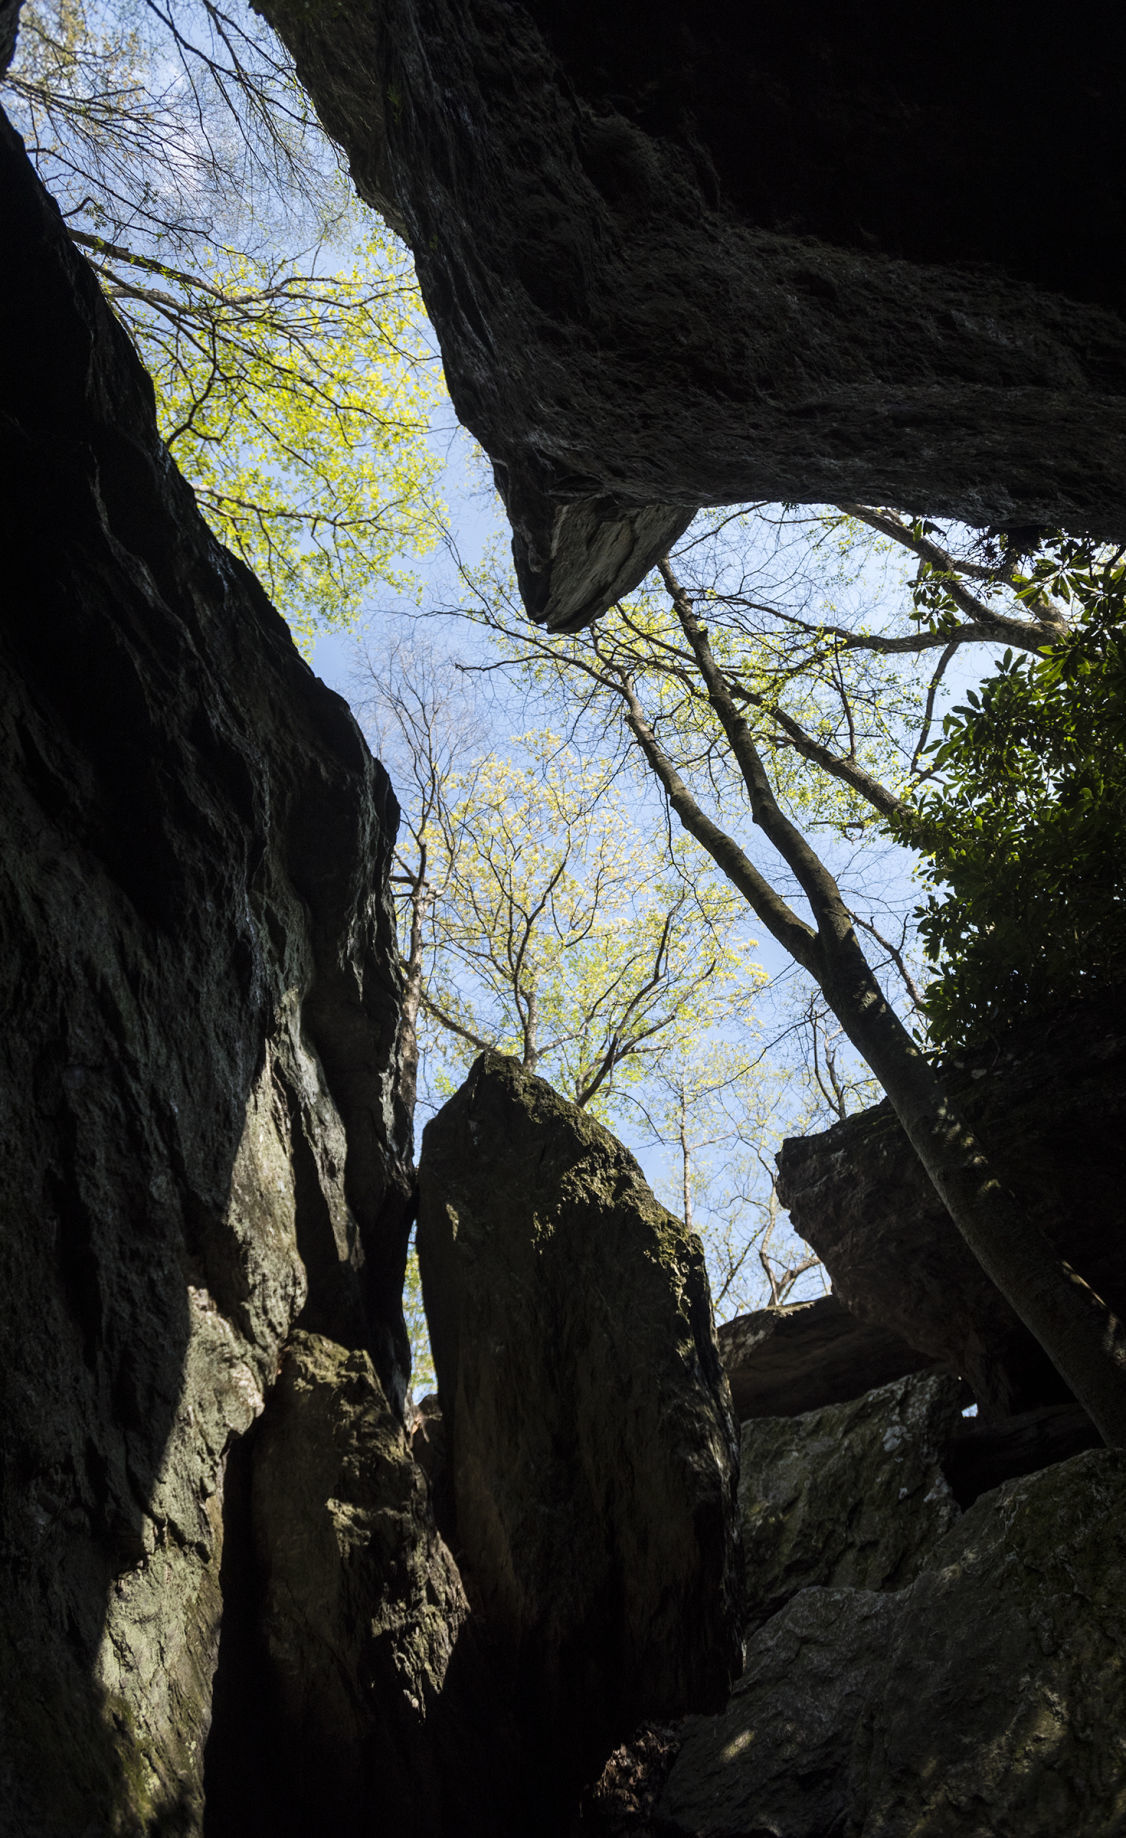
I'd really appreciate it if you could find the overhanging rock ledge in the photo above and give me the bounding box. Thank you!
[258,0,1126,625]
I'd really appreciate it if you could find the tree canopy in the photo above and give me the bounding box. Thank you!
[4,0,444,644]
[895,539,1126,1047]
[441,513,1126,1442]
[354,633,835,1322]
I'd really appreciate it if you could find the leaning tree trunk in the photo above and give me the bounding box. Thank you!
[818,933,1126,1449]
[650,556,1126,1448]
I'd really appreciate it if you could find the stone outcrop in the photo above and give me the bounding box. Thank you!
[718,1292,936,1421]
[416,1052,742,1803]
[776,993,1126,1419]
[258,0,1126,627]
[0,0,19,73]
[660,1449,1126,1838]
[659,1587,902,1838]
[0,108,418,1834]
[738,1370,964,1630]
[240,1332,514,1838]
[944,1399,1100,1510]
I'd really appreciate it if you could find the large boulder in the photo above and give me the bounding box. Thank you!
[241,1331,516,1838]
[0,112,413,1833]
[738,1369,964,1629]
[259,0,1126,627]
[416,1052,742,1802]
[776,993,1126,1418]
[658,1587,902,1838]
[0,0,20,73]
[659,1449,1126,1838]
[719,1292,936,1421]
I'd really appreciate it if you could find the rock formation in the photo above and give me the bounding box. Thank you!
[737,1370,964,1629]
[5,0,1126,1824]
[660,1450,1126,1838]
[718,1292,936,1421]
[243,1332,515,1838]
[776,993,1126,1418]
[416,1052,742,1805]
[0,0,19,72]
[0,105,437,1834]
[259,0,1126,626]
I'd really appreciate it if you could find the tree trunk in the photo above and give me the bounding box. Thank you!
[646,555,1126,1447]
[821,951,1126,1448]
[679,1080,694,1235]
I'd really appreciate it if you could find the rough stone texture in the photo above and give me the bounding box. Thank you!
[738,1370,964,1630]
[259,0,1126,628]
[659,1449,1126,1838]
[658,1586,903,1838]
[245,1331,514,1838]
[776,994,1126,1419]
[0,0,20,74]
[0,110,413,1834]
[719,1292,936,1421]
[416,1052,742,1800]
[853,1450,1126,1838]
[945,1400,1100,1510]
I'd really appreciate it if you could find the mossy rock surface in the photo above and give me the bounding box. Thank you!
[417,1052,742,1791]
[738,1367,964,1627]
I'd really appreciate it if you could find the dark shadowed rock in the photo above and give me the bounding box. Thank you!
[416,1052,742,1803]
[658,1586,902,1838]
[659,1450,1126,1838]
[249,1331,517,1838]
[854,1450,1126,1837]
[719,1292,937,1421]
[0,110,412,1833]
[776,994,1126,1419]
[259,0,1126,626]
[944,1399,1100,1509]
[0,0,20,73]
[738,1370,964,1629]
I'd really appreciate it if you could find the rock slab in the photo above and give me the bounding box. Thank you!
[719,1292,936,1421]
[261,0,1126,626]
[777,993,1126,1418]
[416,1051,742,1796]
[659,1449,1126,1838]
[248,1331,510,1838]
[738,1369,964,1629]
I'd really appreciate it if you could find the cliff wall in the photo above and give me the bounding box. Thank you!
[0,105,424,1833]
[259,0,1126,626]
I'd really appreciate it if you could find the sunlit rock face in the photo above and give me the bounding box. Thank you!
[259,0,1126,626]
[416,1052,742,1818]
[243,1331,520,1838]
[0,109,415,1833]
